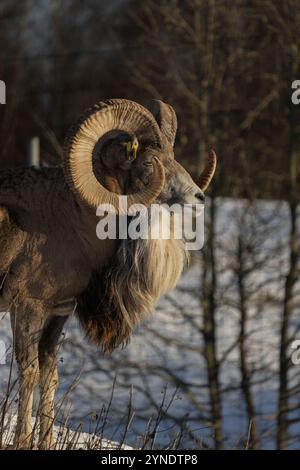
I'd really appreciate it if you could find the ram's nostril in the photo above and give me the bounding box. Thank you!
[195,192,205,203]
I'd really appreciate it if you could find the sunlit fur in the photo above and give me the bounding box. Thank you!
[77,211,188,353]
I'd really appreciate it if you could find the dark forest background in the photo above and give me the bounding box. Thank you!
[1,0,300,199]
[1,0,300,450]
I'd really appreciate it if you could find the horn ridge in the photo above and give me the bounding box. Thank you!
[198,149,217,191]
[64,99,164,212]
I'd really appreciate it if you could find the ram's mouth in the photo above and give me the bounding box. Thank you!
[190,204,205,217]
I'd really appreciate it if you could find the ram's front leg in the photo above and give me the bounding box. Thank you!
[11,302,45,449]
[38,316,67,450]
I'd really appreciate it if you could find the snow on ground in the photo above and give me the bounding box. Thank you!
[1,414,132,450]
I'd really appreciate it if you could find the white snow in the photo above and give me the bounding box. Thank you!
[1,414,133,450]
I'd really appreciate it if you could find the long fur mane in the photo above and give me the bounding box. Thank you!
[76,213,188,353]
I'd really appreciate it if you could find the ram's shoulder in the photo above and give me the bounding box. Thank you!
[0,206,10,225]
[0,206,22,234]
[0,204,26,274]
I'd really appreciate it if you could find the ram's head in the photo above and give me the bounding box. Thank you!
[64,99,216,213]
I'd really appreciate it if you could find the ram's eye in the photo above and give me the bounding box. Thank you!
[143,160,153,168]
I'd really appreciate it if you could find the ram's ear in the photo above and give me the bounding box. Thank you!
[148,100,178,147]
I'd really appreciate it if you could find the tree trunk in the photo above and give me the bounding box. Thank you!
[237,234,257,449]
[202,196,223,448]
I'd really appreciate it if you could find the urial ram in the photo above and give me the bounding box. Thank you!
[0,99,216,449]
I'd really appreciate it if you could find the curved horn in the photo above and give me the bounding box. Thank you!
[64,99,165,213]
[198,149,217,191]
[148,100,178,147]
